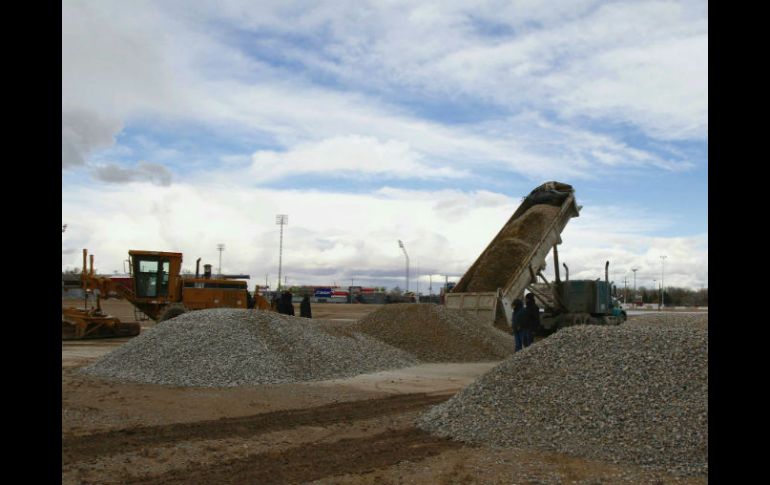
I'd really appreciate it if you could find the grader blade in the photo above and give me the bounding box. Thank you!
[61,307,141,340]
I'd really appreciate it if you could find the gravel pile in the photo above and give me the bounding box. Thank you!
[627,312,708,328]
[417,316,708,476]
[322,303,515,362]
[81,308,419,387]
[458,204,561,292]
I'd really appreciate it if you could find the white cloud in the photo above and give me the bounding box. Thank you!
[249,135,469,181]
[195,0,707,142]
[547,33,708,140]
[61,109,123,168]
[62,0,705,183]
[62,0,183,117]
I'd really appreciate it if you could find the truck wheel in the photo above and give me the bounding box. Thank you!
[158,303,187,322]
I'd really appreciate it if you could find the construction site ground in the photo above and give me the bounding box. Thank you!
[62,298,707,484]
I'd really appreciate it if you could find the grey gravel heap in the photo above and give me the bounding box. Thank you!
[331,303,516,362]
[626,312,708,328]
[417,315,708,476]
[81,308,418,387]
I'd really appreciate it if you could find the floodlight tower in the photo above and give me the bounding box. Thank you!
[624,275,628,303]
[660,255,667,308]
[398,240,409,293]
[216,243,225,277]
[276,214,288,290]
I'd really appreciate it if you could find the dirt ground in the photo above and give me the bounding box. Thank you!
[62,298,707,484]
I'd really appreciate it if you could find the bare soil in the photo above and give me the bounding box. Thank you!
[62,298,707,484]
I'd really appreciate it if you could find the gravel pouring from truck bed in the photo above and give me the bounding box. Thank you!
[417,315,708,477]
[80,308,419,387]
[320,303,516,362]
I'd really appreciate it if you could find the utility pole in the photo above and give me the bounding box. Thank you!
[398,240,409,294]
[631,268,638,305]
[217,243,225,277]
[276,214,288,290]
[623,276,628,304]
[660,255,667,308]
[416,262,420,304]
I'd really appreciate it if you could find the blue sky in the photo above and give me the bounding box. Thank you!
[62,0,707,291]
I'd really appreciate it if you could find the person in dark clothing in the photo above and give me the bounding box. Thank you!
[521,293,539,348]
[300,294,312,318]
[277,291,295,316]
[511,298,527,351]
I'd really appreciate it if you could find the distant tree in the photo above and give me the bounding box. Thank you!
[697,288,708,306]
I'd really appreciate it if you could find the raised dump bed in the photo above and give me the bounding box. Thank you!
[445,181,580,329]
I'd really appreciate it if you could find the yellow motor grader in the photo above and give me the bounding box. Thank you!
[62,249,252,340]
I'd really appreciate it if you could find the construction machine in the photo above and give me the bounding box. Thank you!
[445,181,626,335]
[62,249,252,340]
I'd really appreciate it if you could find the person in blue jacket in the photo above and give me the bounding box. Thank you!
[521,292,539,348]
[511,298,527,351]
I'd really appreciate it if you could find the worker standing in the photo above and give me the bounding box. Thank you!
[300,294,312,318]
[522,293,539,348]
[511,299,527,351]
[277,290,295,316]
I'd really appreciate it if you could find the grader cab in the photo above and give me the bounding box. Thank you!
[127,249,250,321]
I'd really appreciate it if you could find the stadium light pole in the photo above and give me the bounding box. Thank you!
[623,275,628,304]
[631,267,638,304]
[415,261,420,304]
[660,255,667,308]
[398,240,409,293]
[276,214,288,290]
[217,243,225,277]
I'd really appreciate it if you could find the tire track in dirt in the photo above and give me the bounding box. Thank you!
[125,427,467,485]
[63,392,451,464]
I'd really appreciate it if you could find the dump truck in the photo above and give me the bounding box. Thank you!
[445,181,625,334]
[62,248,252,339]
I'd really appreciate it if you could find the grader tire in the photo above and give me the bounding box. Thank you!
[158,304,187,322]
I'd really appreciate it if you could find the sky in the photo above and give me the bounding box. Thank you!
[62,0,707,293]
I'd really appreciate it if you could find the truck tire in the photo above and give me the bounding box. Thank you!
[158,303,187,322]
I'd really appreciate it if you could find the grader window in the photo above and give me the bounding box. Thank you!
[134,257,171,298]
